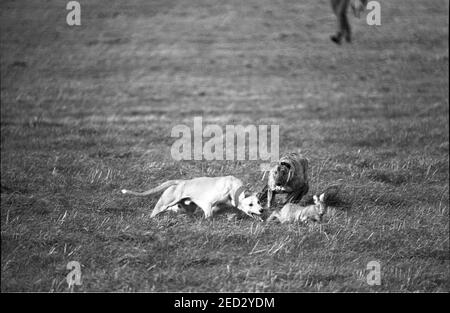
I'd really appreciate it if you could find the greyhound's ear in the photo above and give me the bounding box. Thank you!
[244,190,252,198]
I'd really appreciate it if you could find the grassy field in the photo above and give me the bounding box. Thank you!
[1,0,449,292]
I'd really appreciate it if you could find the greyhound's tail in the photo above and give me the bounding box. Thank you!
[121,180,181,196]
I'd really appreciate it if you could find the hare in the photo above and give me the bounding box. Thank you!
[267,193,327,223]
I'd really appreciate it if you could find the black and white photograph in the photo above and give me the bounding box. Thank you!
[1,0,449,296]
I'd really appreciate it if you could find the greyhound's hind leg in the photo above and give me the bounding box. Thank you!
[266,211,279,222]
[150,186,180,218]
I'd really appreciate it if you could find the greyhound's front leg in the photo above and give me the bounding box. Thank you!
[204,209,214,219]
[267,189,274,209]
[197,201,214,219]
[257,185,268,203]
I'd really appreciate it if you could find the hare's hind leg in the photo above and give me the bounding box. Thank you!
[266,211,280,222]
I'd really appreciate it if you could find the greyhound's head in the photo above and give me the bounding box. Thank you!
[268,162,291,189]
[238,192,264,218]
[351,0,367,18]
[313,193,327,216]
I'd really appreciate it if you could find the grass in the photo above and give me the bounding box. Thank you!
[1,0,449,292]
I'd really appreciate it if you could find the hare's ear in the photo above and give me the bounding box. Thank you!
[313,195,319,203]
[319,193,325,202]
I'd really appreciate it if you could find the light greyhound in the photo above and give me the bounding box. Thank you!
[121,176,263,219]
[267,193,327,223]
